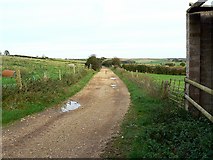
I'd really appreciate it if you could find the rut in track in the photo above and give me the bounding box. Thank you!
[2,68,130,158]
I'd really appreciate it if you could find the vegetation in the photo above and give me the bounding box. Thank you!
[4,50,10,56]
[123,64,186,75]
[145,73,185,89]
[129,58,186,66]
[102,68,213,159]
[102,59,113,67]
[2,56,95,125]
[180,62,186,67]
[112,57,121,67]
[85,54,102,71]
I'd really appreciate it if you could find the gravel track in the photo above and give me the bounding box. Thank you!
[2,68,130,158]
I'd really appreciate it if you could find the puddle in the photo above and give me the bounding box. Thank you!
[110,77,117,80]
[61,101,81,112]
[111,84,117,88]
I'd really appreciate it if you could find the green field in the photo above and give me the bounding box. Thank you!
[1,56,95,125]
[129,71,185,90]
[129,58,185,66]
[145,73,185,89]
[2,56,86,85]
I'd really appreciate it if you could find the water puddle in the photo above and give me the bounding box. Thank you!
[111,84,117,88]
[61,101,81,112]
[110,77,116,80]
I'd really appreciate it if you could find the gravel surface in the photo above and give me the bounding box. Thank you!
[2,68,130,158]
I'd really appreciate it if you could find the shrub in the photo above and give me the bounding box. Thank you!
[122,64,186,75]
[85,55,101,71]
[180,62,185,67]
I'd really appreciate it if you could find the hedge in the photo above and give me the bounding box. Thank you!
[123,64,186,75]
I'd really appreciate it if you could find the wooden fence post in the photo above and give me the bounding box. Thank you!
[43,72,48,81]
[169,79,172,87]
[59,70,62,80]
[177,80,181,92]
[15,69,22,90]
[173,79,176,91]
[161,80,164,90]
[136,70,138,77]
[162,81,169,98]
[73,66,76,74]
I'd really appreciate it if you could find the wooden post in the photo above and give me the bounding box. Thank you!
[185,94,213,122]
[173,79,176,91]
[136,70,138,78]
[161,80,164,90]
[73,66,76,74]
[162,81,169,98]
[15,69,22,90]
[169,79,172,87]
[184,78,189,111]
[43,72,48,81]
[59,70,62,80]
[177,80,181,92]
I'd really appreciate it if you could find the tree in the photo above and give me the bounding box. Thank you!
[4,50,10,56]
[85,54,101,71]
[112,57,121,67]
[180,62,185,67]
[102,59,113,67]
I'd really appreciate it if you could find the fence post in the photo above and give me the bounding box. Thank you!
[136,70,138,77]
[43,72,48,81]
[73,65,76,74]
[173,79,176,91]
[161,80,164,90]
[15,69,22,90]
[59,70,62,80]
[184,78,189,111]
[162,80,169,99]
[169,78,172,87]
[178,80,181,92]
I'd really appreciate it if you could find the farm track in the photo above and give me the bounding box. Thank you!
[2,68,130,158]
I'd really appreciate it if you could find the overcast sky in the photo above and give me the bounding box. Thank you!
[0,0,207,59]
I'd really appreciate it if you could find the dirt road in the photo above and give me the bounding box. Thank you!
[2,68,130,158]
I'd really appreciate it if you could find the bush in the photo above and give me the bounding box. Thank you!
[165,63,175,67]
[122,64,186,75]
[180,62,185,67]
[85,55,101,71]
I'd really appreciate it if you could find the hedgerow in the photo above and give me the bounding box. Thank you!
[123,64,186,75]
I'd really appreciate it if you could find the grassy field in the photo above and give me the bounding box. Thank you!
[130,58,185,66]
[128,71,185,90]
[145,73,185,89]
[101,68,213,159]
[2,56,86,85]
[1,56,95,125]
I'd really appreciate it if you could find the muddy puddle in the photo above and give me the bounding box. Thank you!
[61,101,81,112]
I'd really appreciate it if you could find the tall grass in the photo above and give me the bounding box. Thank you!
[102,68,213,159]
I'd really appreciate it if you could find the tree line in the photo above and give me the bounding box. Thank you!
[85,54,121,71]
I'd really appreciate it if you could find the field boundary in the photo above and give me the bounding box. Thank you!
[184,78,213,122]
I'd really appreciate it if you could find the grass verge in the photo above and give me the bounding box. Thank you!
[101,68,213,159]
[2,71,95,126]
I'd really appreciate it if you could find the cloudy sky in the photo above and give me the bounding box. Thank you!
[0,0,206,59]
